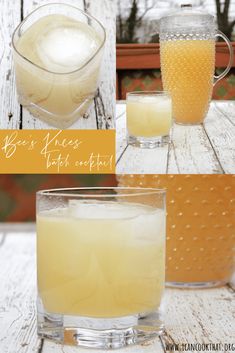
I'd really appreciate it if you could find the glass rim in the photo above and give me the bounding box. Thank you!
[37,187,166,198]
[12,2,106,75]
[127,91,171,97]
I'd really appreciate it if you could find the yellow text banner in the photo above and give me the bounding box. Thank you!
[0,130,115,174]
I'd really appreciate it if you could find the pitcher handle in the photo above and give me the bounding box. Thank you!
[214,30,234,86]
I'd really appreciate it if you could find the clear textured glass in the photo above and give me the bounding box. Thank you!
[12,4,106,128]
[159,5,233,125]
[126,91,172,148]
[36,187,166,349]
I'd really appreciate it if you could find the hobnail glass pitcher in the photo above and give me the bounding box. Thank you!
[117,174,235,288]
[160,4,233,125]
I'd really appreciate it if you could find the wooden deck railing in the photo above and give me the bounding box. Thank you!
[116,43,235,99]
[116,42,235,70]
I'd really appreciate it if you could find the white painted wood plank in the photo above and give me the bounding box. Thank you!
[116,144,169,174]
[0,232,4,245]
[0,0,21,129]
[42,338,163,353]
[167,122,223,174]
[0,233,41,353]
[116,102,126,119]
[86,0,116,129]
[214,101,235,125]
[204,102,235,174]
[116,103,128,161]
[162,286,235,349]
[0,24,4,65]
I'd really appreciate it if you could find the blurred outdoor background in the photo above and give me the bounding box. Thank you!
[0,175,117,222]
[116,0,235,99]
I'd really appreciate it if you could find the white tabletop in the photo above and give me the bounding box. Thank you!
[0,226,234,353]
[0,0,116,130]
[116,101,235,174]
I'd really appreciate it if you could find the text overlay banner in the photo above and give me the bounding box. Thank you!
[0,130,115,174]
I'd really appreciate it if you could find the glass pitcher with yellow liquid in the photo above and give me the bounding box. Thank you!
[160,4,233,125]
[117,175,235,288]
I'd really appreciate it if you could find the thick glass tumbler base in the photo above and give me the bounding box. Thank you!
[37,307,164,349]
[128,134,170,148]
[166,280,227,289]
[18,95,93,129]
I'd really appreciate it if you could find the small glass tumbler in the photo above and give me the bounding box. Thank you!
[12,4,106,128]
[126,91,172,148]
[36,187,166,349]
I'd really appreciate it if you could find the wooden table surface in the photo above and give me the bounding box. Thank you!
[116,101,235,174]
[0,0,115,130]
[0,226,234,353]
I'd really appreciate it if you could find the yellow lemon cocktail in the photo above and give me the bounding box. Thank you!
[126,91,172,148]
[161,40,215,124]
[36,188,166,349]
[12,4,105,128]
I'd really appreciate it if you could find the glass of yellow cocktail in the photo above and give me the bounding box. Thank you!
[12,4,106,128]
[36,187,166,349]
[126,91,172,148]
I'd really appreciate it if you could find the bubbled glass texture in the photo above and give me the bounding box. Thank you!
[160,39,215,124]
[117,175,235,285]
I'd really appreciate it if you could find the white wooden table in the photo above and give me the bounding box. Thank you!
[116,101,235,174]
[0,0,116,130]
[0,226,234,353]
